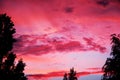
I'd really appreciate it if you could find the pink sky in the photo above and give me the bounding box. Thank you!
[1,0,120,74]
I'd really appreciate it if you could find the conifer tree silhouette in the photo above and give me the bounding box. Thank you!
[0,13,27,80]
[63,68,78,80]
[69,68,77,80]
[102,34,120,80]
[63,73,68,80]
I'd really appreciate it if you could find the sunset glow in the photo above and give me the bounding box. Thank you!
[1,0,120,76]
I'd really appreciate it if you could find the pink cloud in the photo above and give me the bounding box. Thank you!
[1,0,120,49]
[27,70,102,79]
[1,0,120,35]
[86,67,102,71]
[55,41,83,52]
[22,45,52,55]
[83,37,106,53]
[13,34,106,56]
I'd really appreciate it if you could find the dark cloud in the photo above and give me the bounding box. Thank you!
[96,0,120,7]
[64,7,74,13]
[0,0,4,8]
[96,0,109,7]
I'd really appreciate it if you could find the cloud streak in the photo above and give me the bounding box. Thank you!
[28,70,102,79]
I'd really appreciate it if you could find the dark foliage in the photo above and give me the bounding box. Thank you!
[0,13,27,80]
[63,73,67,80]
[102,34,120,80]
[63,68,77,80]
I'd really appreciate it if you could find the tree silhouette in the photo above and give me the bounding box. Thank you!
[63,68,78,80]
[63,73,68,80]
[0,13,27,80]
[69,68,77,80]
[102,34,120,80]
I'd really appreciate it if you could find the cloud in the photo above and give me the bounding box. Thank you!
[27,70,102,79]
[96,0,120,7]
[55,41,84,52]
[1,0,120,35]
[86,67,102,71]
[96,0,110,7]
[13,35,53,55]
[13,34,106,56]
[21,45,52,55]
[64,7,74,13]
[83,37,106,53]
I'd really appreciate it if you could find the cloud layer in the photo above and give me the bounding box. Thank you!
[13,34,106,56]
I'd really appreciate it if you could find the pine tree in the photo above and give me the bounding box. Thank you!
[63,68,78,80]
[68,68,77,80]
[102,34,120,80]
[0,13,27,80]
[63,73,67,80]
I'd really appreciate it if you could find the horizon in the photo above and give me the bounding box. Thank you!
[27,73,103,80]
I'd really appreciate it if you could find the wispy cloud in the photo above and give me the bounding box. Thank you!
[83,37,106,53]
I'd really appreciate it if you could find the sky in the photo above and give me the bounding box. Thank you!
[1,0,120,75]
